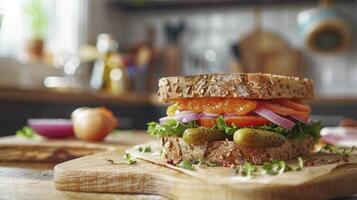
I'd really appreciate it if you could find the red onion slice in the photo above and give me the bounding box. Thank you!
[159,116,172,124]
[254,107,295,130]
[290,115,311,125]
[175,110,196,116]
[159,113,200,124]
[201,112,220,119]
[27,119,74,139]
[182,114,202,123]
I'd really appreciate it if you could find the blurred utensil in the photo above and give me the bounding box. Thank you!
[239,7,302,76]
[163,20,185,76]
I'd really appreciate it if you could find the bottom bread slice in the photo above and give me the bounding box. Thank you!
[162,137,314,166]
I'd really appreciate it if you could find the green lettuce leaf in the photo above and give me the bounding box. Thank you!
[147,119,199,137]
[214,116,238,135]
[254,121,322,142]
[147,118,322,142]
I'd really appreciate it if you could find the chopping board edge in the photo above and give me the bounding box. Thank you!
[53,151,357,200]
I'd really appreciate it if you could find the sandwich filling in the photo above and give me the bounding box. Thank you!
[148,98,321,145]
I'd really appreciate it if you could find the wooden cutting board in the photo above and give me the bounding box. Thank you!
[0,131,151,163]
[54,150,357,200]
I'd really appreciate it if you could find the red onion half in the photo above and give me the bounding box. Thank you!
[27,119,74,139]
[254,107,295,130]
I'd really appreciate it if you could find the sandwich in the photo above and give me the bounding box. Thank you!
[147,73,321,167]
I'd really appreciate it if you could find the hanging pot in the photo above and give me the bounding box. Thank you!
[297,0,351,54]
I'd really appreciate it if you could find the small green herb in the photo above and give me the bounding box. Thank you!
[236,157,305,177]
[297,157,304,171]
[178,160,195,170]
[124,153,137,164]
[138,146,151,153]
[262,160,290,175]
[215,116,238,135]
[16,126,39,139]
[236,162,257,177]
[320,144,356,157]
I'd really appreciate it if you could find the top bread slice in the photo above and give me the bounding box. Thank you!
[158,73,314,102]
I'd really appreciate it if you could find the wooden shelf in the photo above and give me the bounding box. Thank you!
[108,0,353,11]
[0,87,356,107]
[0,87,154,106]
[308,96,357,105]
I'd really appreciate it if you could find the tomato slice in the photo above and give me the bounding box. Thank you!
[258,101,309,117]
[197,118,216,128]
[274,99,311,113]
[198,116,270,128]
[176,98,257,115]
[225,116,270,127]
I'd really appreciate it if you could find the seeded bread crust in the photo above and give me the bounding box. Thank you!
[158,73,314,102]
[162,137,314,166]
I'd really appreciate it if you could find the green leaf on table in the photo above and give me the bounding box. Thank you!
[124,153,137,164]
[236,162,257,177]
[137,146,151,153]
[16,126,39,139]
[178,160,195,170]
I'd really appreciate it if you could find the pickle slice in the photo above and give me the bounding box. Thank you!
[183,128,226,144]
[233,128,285,147]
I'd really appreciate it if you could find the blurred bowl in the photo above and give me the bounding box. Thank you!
[28,119,74,139]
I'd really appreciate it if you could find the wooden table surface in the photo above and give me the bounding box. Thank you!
[0,132,166,200]
[1,132,357,200]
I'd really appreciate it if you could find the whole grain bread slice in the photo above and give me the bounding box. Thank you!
[158,73,314,102]
[162,136,314,166]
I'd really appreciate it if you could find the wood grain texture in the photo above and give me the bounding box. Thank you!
[0,132,165,200]
[0,132,152,163]
[0,137,113,163]
[0,165,165,200]
[54,150,357,200]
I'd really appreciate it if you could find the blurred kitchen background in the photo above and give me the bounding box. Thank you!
[0,0,356,135]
